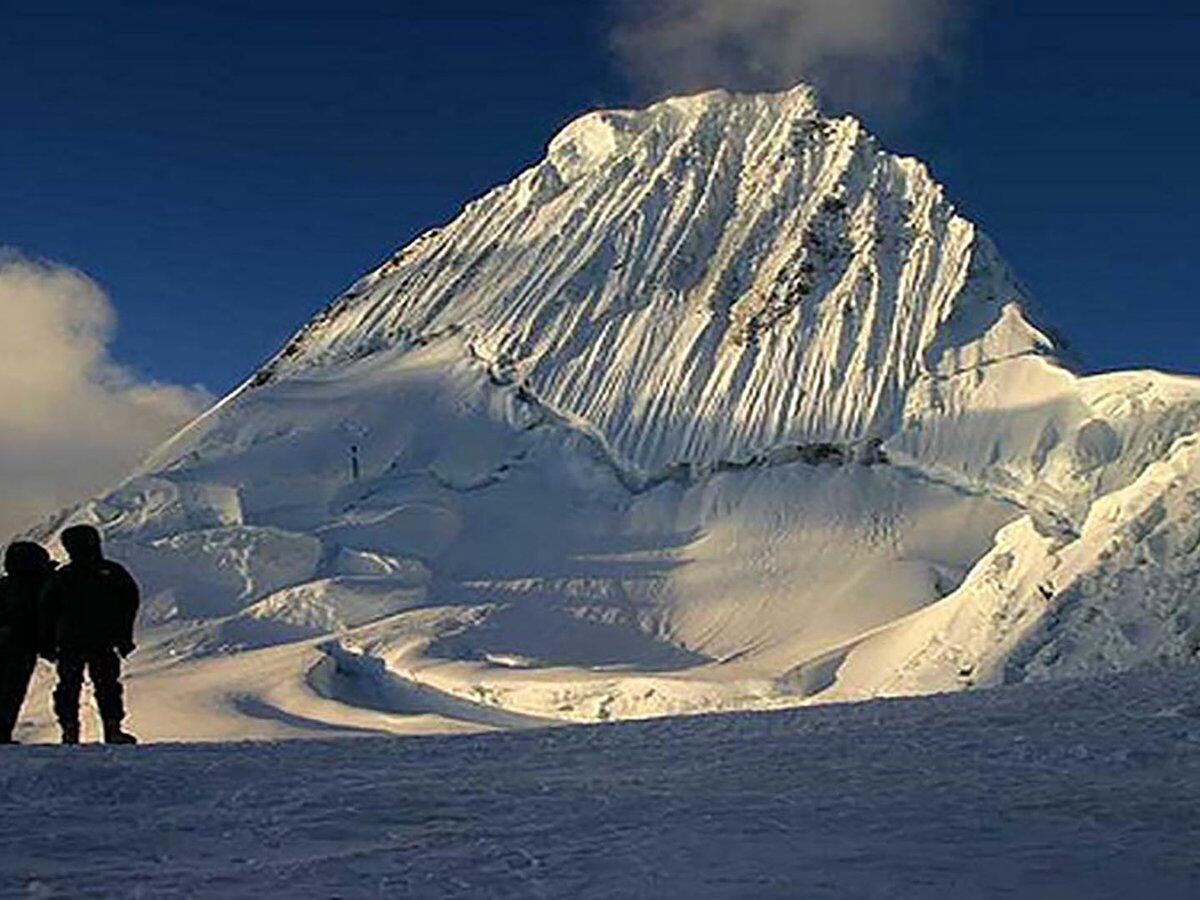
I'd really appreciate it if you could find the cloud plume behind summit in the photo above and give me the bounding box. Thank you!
[611,0,963,114]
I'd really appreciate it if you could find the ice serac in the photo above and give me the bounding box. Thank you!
[254,86,1052,476]
[34,86,1200,741]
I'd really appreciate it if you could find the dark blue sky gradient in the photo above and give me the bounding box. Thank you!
[3,1,1198,392]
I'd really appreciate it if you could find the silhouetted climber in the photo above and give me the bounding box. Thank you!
[0,542,56,744]
[40,525,140,745]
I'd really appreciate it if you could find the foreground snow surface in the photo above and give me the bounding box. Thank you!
[3,667,1200,898]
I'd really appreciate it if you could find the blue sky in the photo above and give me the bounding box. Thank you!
[4,0,1199,394]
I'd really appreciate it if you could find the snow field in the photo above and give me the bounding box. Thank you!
[2,666,1199,898]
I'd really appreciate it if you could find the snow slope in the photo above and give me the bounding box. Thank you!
[4,666,1200,898]
[24,85,1200,738]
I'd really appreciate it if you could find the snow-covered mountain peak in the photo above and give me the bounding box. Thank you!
[548,84,822,168]
[30,87,1200,742]
[256,85,1051,475]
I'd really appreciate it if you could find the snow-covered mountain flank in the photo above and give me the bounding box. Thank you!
[23,86,1200,741]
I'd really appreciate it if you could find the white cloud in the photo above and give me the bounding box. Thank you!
[611,0,964,115]
[0,254,212,540]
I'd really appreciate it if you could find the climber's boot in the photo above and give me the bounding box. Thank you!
[102,720,137,745]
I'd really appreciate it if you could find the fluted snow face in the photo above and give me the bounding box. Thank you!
[265,87,1050,474]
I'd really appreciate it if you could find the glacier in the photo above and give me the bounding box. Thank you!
[17,85,1200,742]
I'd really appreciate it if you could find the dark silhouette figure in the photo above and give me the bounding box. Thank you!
[0,542,56,744]
[40,525,140,745]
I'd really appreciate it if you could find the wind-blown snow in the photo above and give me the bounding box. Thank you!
[22,86,1200,739]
